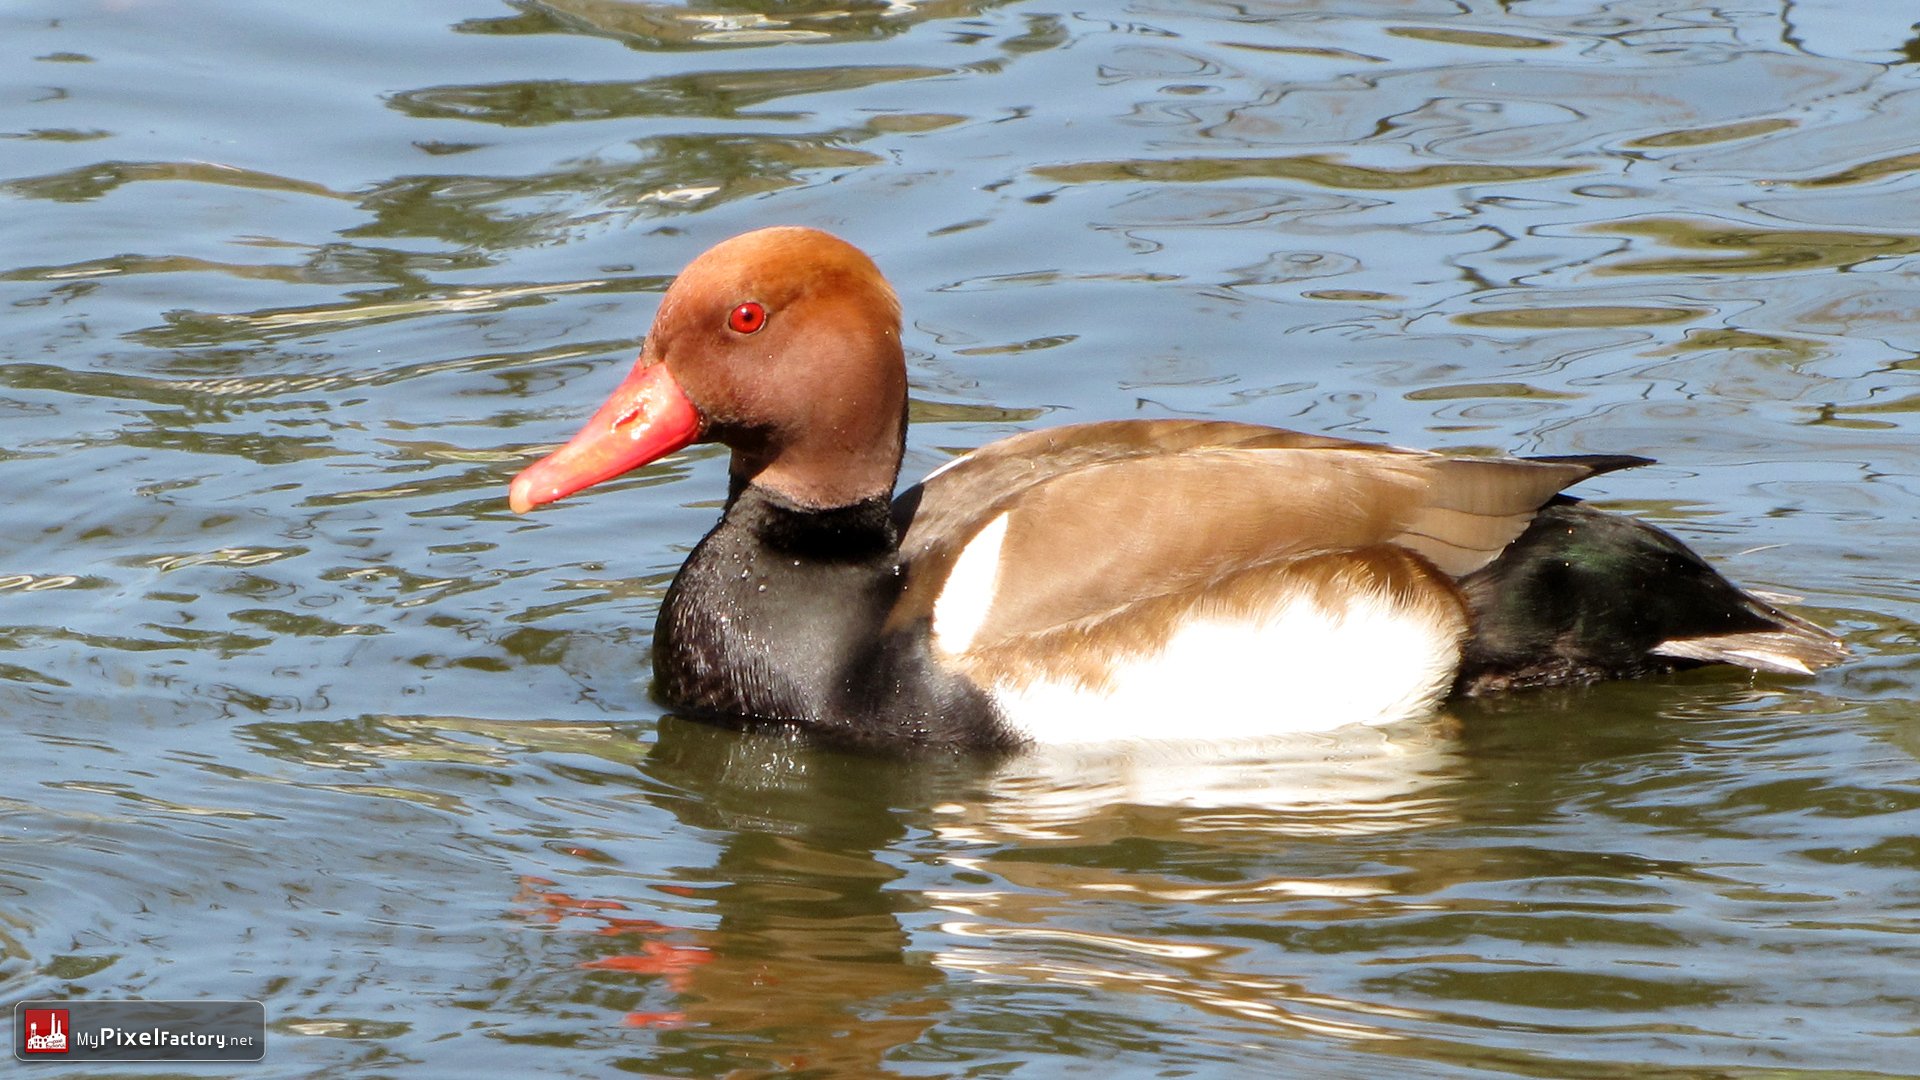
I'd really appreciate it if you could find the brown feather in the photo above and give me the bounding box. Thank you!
[894,419,1393,562]
[889,420,1608,650]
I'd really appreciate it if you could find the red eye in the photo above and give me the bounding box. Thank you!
[728,301,767,335]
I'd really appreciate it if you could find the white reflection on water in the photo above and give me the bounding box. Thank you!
[915,721,1480,1054]
[942,716,1463,842]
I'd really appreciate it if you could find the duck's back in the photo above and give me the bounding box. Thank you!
[887,420,1636,743]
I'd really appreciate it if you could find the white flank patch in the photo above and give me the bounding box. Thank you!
[931,512,1010,655]
[990,589,1462,746]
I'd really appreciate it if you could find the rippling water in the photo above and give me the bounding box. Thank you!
[3,0,1917,1075]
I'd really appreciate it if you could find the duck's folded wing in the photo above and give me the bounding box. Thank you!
[894,418,1388,561]
[891,422,1619,656]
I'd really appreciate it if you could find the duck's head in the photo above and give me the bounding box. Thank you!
[508,226,907,514]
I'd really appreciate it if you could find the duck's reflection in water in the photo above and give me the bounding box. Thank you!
[918,720,1470,1055]
[948,716,1464,841]
[613,719,965,1075]
[604,716,1469,1070]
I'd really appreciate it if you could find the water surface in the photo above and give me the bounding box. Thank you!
[3,0,1917,1075]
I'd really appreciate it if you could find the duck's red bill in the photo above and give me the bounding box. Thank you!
[508,361,701,513]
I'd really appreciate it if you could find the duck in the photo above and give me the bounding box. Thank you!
[508,226,1848,752]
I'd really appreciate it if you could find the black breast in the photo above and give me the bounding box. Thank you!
[652,485,1014,752]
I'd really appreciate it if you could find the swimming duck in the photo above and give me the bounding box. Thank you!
[508,227,1846,751]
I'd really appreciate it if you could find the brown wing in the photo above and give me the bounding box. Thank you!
[890,419,1618,652]
[892,419,1388,563]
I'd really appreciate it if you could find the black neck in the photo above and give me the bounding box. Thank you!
[723,482,899,562]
